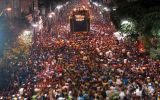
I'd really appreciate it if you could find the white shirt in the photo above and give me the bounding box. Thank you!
[58,97,65,100]
[124,59,127,64]
[119,91,125,100]
[135,88,142,96]
[116,78,122,85]
[19,88,24,95]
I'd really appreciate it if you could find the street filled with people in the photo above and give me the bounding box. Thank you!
[0,0,160,99]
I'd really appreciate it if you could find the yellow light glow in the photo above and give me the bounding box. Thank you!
[75,15,85,21]
[18,30,33,45]
[5,8,12,11]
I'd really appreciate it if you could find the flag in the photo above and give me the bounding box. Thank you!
[137,40,145,53]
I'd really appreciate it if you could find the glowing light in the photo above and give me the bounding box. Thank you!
[93,2,98,6]
[19,30,33,45]
[0,7,12,16]
[5,8,12,11]
[32,23,38,27]
[121,20,130,25]
[98,4,102,7]
[48,12,55,18]
[38,19,43,30]
[56,5,63,10]
[103,7,110,11]
[48,14,52,18]
[66,2,69,5]
[75,15,85,21]
[23,30,31,36]
[73,8,76,11]
[50,12,55,15]
[113,7,117,11]
[114,31,127,40]
[82,6,86,9]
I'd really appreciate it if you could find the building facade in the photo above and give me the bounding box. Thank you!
[0,0,38,17]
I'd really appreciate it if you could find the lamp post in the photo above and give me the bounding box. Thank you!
[48,12,55,36]
[32,23,38,42]
[56,5,63,10]
[32,0,39,43]
[55,5,63,20]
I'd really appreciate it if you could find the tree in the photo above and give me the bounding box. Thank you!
[0,15,30,90]
[120,18,138,37]
[110,0,160,51]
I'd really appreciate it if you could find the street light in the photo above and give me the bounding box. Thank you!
[31,22,38,41]
[112,7,117,11]
[48,11,55,18]
[103,7,110,12]
[93,2,98,6]
[5,8,12,11]
[98,4,102,7]
[48,14,52,18]
[65,2,69,5]
[121,20,130,25]
[56,5,63,10]
[32,23,38,28]
[0,7,12,17]
[50,12,55,15]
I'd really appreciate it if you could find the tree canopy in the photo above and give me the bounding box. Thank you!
[110,0,160,57]
[111,0,160,36]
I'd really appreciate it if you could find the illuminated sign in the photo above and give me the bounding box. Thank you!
[75,15,85,21]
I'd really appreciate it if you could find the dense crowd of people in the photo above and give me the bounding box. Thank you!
[0,0,160,99]
[0,22,160,99]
